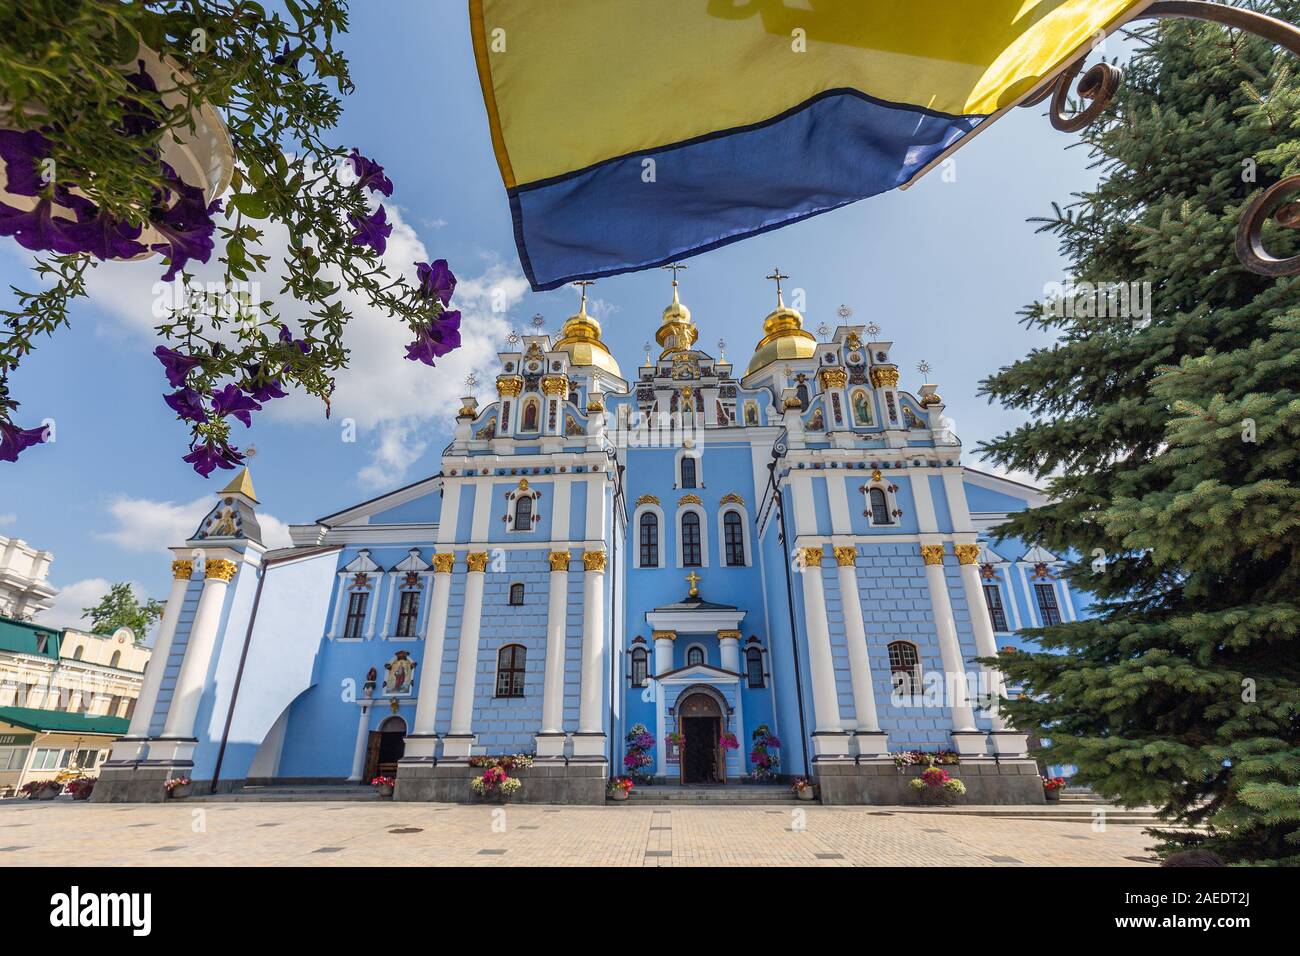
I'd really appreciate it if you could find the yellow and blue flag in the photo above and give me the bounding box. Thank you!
[470,0,1151,291]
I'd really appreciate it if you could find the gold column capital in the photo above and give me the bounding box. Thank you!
[548,551,571,572]
[204,558,238,582]
[171,559,194,580]
[832,546,857,567]
[799,546,825,568]
[652,630,677,642]
[870,367,900,389]
[920,544,947,566]
[432,553,455,574]
[466,552,489,573]
[583,550,607,572]
[954,544,981,566]
[717,630,742,642]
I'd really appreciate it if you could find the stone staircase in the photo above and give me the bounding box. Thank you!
[620,784,801,806]
[188,784,380,803]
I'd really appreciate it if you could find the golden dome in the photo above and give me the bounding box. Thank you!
[655,281,698,358]
[554,298,622,379]
[745,300,817,376]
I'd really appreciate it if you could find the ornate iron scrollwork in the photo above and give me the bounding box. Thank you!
[1023,1,1300,276]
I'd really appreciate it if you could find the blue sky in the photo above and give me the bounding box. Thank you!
[1,1,1099,630]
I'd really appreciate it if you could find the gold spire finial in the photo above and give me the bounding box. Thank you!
[656,263,697,358]
[219,467,257,503]
[573,279,595,314]
[685,571,701,598]
[766,266,789,308]
[555,279,622,378]
[746,268,815,376]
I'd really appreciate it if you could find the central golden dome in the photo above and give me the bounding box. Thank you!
[655,281,698,358]
[554,296,622,379]
[745,297,817,376]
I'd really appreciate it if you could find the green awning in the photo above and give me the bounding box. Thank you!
[0,705,128,736]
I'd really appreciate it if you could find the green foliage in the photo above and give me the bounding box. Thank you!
[0,1,449,465]
[81,582,163,641]
[979,1,1300,864]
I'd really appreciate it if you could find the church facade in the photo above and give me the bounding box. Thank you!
[96,276,1082,805]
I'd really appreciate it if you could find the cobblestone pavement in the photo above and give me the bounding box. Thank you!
[0,800,1159,866]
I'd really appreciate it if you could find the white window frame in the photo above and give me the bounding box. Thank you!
[716,505,752,567]
[674,447,704,490]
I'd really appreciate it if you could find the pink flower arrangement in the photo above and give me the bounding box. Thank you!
[719,731,739,751]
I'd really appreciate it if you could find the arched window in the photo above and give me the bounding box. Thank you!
[723,510,745,566]
[521,400,539,432]
[680,456,697,489]
[109,651,121,669]
[509,583,525,606]
[514,494,533,530]
[686,645,705,667]
[888,641,922,697]
[681,512,702,567]
[745,647,765,688]
[495,644,526,698]
[869,487,892,525]
[630,647,648,687]
[395,590,420,637]
[639,512,659,567]
[796,382,809,410]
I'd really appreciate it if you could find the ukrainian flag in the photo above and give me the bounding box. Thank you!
[471,0,1151,291]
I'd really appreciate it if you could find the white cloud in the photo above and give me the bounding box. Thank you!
[0,513,15,526]
[83,197,520,489]
[98,494,292,552]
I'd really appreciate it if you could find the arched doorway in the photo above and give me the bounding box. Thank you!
[364,715,406,781]
[677,691,725,785]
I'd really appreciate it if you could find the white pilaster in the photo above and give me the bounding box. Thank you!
[443,552,488,759]
[536,551,571,757]
[832,547,887,755]
[718,630,741,673]
[956,545,1026,756]
[349,702,371,781]
[797,547,850,759]
[116,559,193,758]
[160,556,239,742]
[653,633,674,776]
[573,549,607,759]
[405,556,454,758]
[919,545,982,750]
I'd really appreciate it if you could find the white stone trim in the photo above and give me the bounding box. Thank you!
[674,445,704,490]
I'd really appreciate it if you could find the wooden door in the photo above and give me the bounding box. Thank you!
[362,731,381,782]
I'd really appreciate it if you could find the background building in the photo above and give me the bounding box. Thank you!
[0,535,56,621]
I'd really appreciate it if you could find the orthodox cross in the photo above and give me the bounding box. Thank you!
[662,261,689,288]
[916,360,933,378]
[685,571,701,597]
[573,279,595,312]
[766,266,789,306]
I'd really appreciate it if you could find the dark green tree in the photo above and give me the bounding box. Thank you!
[81,583,163,642]
[979,1,1300,864]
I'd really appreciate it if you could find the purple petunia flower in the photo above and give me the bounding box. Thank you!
[210,384,262,428]
[163,388,208,424]
[0,419,48,463]
[149,165,220,281]
[0,129,52,198]
[183,439,244,478]
[243,364,288,403]
[350,205,392,255]
[415,259,456,306]
[277,325,311,355]
[154,346,202,388]
[403,309,461,366]
[347,149,394,197]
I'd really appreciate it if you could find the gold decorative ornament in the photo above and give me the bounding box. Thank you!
[656,273,698,359]
[555,281,622,377]
[541,375,569,396]
[818,368,848,390]
[833,546,857,567]
[870,469,883,483]
[954,544,981,566]
[918,392,943,407]
[432,553,455,574]
[548,551,571,572]
[870,367,900,389]
[782,396,803,410]
[457,404,477,418]
[204,559,238,582]
[635,494,660,506]
[800,547,825,568]
[717,629,742,641]
[586,399,605,414]
[746,268,817,375]
[845,332,862,350]
[685,570,702,596]
[171,559,194,580]
[719,493,745,506]
[920,545,946,566]
[466,552,490,573]
[583,550,608,572]
[518,478,530,491]
[678,493,702,506]
[496,376,523,397]
[652,630,677,642]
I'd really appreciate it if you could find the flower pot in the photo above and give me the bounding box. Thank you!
[609,789,630,802]
[34,787,57,800]
[1045,788,1060,802]
[376,783,394,798]
[72,788,93,801]
[168,783,193,800]
[0,44,232,261]
[795,788,815,801]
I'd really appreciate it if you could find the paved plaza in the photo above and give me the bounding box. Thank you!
[0,800,1160,866]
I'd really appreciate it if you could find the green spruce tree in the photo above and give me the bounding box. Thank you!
[980,1,1300,864]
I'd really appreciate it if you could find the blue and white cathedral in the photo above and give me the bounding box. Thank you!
[96,273,1083,804]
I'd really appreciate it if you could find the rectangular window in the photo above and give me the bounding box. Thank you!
[746,650,765,689]
[1035,583,1062,626]
[0,746,29,771]
[395,590,420,637]
[681,515,702,567]
[344,591,369,639]
[983,584,1009,632]
[31,748,62,770]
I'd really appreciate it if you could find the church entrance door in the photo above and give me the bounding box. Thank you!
[364,715,407,781]
[677,692,724,785]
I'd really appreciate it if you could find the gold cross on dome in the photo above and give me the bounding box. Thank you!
[662,262,689,286]
[685,571,701,597]
[572,279,595,311]
[765,266,788,305]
